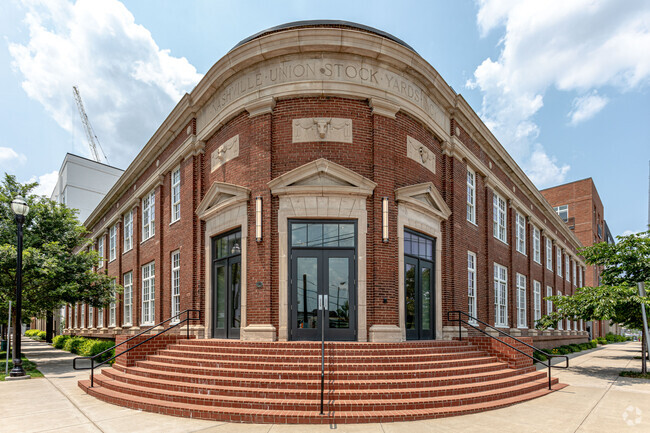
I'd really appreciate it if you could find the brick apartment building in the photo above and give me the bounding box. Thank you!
[65,22,588,422]
[542,178,618,338]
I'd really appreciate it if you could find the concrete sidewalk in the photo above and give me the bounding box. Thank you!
[1,339,649,433]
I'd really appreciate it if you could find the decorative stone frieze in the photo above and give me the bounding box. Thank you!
[407,136,435,174]
[211,135,239,172]
[292,118,352,143]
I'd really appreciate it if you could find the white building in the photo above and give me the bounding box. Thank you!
[50,153,123,223]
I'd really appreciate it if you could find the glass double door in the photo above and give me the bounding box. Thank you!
[291,249,355,341]
[212,231,241,339]
[404,230,435,340]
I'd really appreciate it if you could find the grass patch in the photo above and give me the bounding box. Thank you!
[620,371,650,379]
[0,351,44,380]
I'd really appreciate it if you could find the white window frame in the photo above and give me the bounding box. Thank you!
[516,213,526,255]
[580,319,583,331]
[88,305,93,328]
[578,266,582,288]
[533,280,541,323]
[494,263,508,327]
[557,290,563,330]
[554,204,569,222]
[557,247,562,276]
[141,261,155,325]
[124,210,133,252]
[171,167,181,223]
[516,273,527,328]
[546,238,553,271]
[142,190,155,241]
[565,254,570,281]
[467,168,476,224]
[68,306,72,329]
[468,251,477,323]
[572,260,576,285]
[171,250,181,323]
[81,304,85,328]
[533,226,541,264]
[97,236,104,268]
[109,224,117,261]
[546,286,553,329]
[493,193,507,243]
[109,280,116,327]
[97,308,103,328]
[74,304,78,328]
[123,271,132,326]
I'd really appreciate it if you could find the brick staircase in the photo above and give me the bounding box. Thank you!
[78,339,564,424]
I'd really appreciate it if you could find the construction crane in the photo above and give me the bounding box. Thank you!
[72,85,108,163]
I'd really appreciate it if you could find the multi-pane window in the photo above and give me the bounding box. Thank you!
[493,193,507,243]
[467,168,476,224]
[142,190,155,241]
[546,286,553,315]
[557,247,562,276]
[171,168,181,223]
[557,290,563,330]
[81,304,85,328]
[494,263,508,327]
[123,272,132,326]
[74,304,78,328]
[546,238,553,271]
[580,319,583,331]
[98,236,104,268]
[533,227,541,264]
[141,261,155,325]
[468,252,477,322]
[572,260,577,285]
[554,205,569,222]
[516,213,526,254]
[516,273,527,328]
[109,224,117,261]
[171,250,181,323]
[109,280,116,327]
[565,255,570,281]
[88,306,93,328]
[578,266,582,288]
[533,281,541,323]
[97,308,103,328]
[68,306,72,329]
[124,210,133,251]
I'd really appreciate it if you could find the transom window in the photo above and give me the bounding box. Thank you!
[493,193,507,243]
[404,230,434,261]
[554,205,568,222]
[291,222,355,248]
[467,168,476,224]
[516,213,526,254]
[468,251,477,322]
[123,272,132,326]
[494,263,508,327]
[141,261,155,325]
[532,226,541,264]
[124,210,133,252]
[142,190,155,241]
[516,273,526,328]
[171,168,181,223]
[171,250,181,323]
[214,230,242,259]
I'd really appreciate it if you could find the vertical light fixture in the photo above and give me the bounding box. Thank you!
[382,197,389,243]
[255,196,262,242]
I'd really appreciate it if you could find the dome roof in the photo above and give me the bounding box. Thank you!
[232,20,415,52]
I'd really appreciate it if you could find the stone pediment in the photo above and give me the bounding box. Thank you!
[269,158,376,197]
[196,182,250,220]
[395,182,451,221]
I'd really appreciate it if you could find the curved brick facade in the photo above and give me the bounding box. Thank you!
[65,23,587,347]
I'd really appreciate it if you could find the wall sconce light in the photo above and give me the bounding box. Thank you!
[255,196,262,242]
[382,197,389,243]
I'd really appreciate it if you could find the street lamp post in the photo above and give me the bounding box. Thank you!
[10,195,29,377]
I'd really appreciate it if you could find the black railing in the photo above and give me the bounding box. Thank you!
[447,311,569,390]
[73,309,201,387]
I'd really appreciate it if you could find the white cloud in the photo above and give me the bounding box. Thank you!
[469,0,650,188]
[29,170,59,197]
[8,0,203,168]
[0,147,26,165]
[568,92,609,125]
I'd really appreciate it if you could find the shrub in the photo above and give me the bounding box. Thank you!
[569,344,581,352]
[590,340,597,348]
[25,329,40,338]
[36,331,46,340]
[533,350,548,362]
[579,343,591,351]
[63,337,86,354]
[597,337,607,345]
[78,339,115,363]
[554,346,571,355]
[52,335,70,349]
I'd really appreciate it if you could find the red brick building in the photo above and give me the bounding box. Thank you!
[542,177,617,338]
[62,21,588,347]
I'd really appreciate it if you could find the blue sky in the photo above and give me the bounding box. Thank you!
[0,0,648,237]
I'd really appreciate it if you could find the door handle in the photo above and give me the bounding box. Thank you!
[323,295,328,310]
[318,295,323,310]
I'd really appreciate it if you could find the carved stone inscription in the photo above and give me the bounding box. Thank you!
[197,56,449,135]
[292,118,352,143]
[407,136,436,174]
[211,135,239,172]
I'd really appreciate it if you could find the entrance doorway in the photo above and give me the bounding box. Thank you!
[212,229,242,339]
[404,229,435,340]
[289,221,356,341]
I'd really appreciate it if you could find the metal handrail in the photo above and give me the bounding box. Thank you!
[73,309,201,387]
[447,310,569,390]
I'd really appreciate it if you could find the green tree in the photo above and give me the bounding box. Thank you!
[537,230,650,371]
[0,174,119,341]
